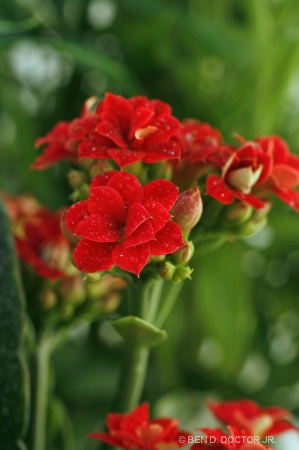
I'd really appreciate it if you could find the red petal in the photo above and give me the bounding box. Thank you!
[121,403,150,433]
[125,203,151,237]
[130,106,154,137]
[91,171,119,187]
[143,180,179,211]
[76,215,121,242]
[272,186,299,211]
[96,122,127,148]
[107,148,145,168]
[206,174,235,204]
[107,172,144,207]
[64,201,89,234]
[142,140,181,163]
[98,93,133,136]
[143,201,171,232]
[123,220,155,248]
[272,164,299,187]
[88,186,125,223]
[145,116,180,146]
[78,138,110,160]
[112,242,150,275]
[150,221,184,256]
[74,240,114,272]
[234,191,266,209]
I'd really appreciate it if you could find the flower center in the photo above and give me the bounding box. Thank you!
[227,165,263,193]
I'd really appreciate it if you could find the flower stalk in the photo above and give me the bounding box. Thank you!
[32,335,52,450]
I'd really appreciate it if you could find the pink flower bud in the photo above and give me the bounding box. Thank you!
[171,188,202,234]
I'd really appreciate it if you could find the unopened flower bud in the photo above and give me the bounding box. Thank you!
[225,203,253,226]
[68,170,87,190]
[90,161,114,178]
[100,292,121,314]
[171,241,194,265]
[159,261,176,281]
[172,266,193,283]
[40,288,57,310]
[171,188,202,234]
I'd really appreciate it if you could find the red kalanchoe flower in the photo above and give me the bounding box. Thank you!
[207,135,299,211]
[255,135,299,211]
[79,93,181,168]
[206,141,272,209]
[171,120,233,190]
[190,426,273,450]
[178,119,232,167]
[64,171,184,275]
[88,402,191,450]
[208,399,298,438]
[32,97,98,169]
[2,193,72,280]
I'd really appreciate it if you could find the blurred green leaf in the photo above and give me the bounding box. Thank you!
[0,18,39,35]
[50,39,144,95]
[191,242,255,377]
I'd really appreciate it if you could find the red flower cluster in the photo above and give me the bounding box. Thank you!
[34,92,299,213]
[190,399,298,450]
[64,171,184,275]
[34,93,181,169]
[88,402,191,450]
[2,193,71,280]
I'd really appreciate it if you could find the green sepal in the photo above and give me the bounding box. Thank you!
[110,316,167,348]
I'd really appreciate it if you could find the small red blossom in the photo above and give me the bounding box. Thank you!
[208,399,298,438]
[206,142,272,209]
[2,193,72,280]
[32,97,98,169]
[178,119,231,167]
[206,136,299,211]
[255,136,299,211]
[79,93,181,168]
[64,171,184,275]
[190,427,273,450]
[171,120,233,190]
[88,402,191,450]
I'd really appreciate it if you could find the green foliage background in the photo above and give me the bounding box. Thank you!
[1,1,299,449]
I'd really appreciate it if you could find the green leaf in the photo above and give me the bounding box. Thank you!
[0,200,29,447]
[192,242,255,377]
[110,315,167,348]
[0,18,39,35]
[49,39,144,95]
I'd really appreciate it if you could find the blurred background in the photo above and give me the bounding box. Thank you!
[1,1,299,449]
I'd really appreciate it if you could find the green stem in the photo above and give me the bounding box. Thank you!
[111,278,165,413]
[154,281,183,329]
[112,345,150,413]
[32,336,52,450]
[146,278,165,323]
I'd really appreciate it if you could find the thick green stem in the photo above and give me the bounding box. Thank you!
[32,337,52,450]
[112,345,150,413]
[111,279,165,414]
